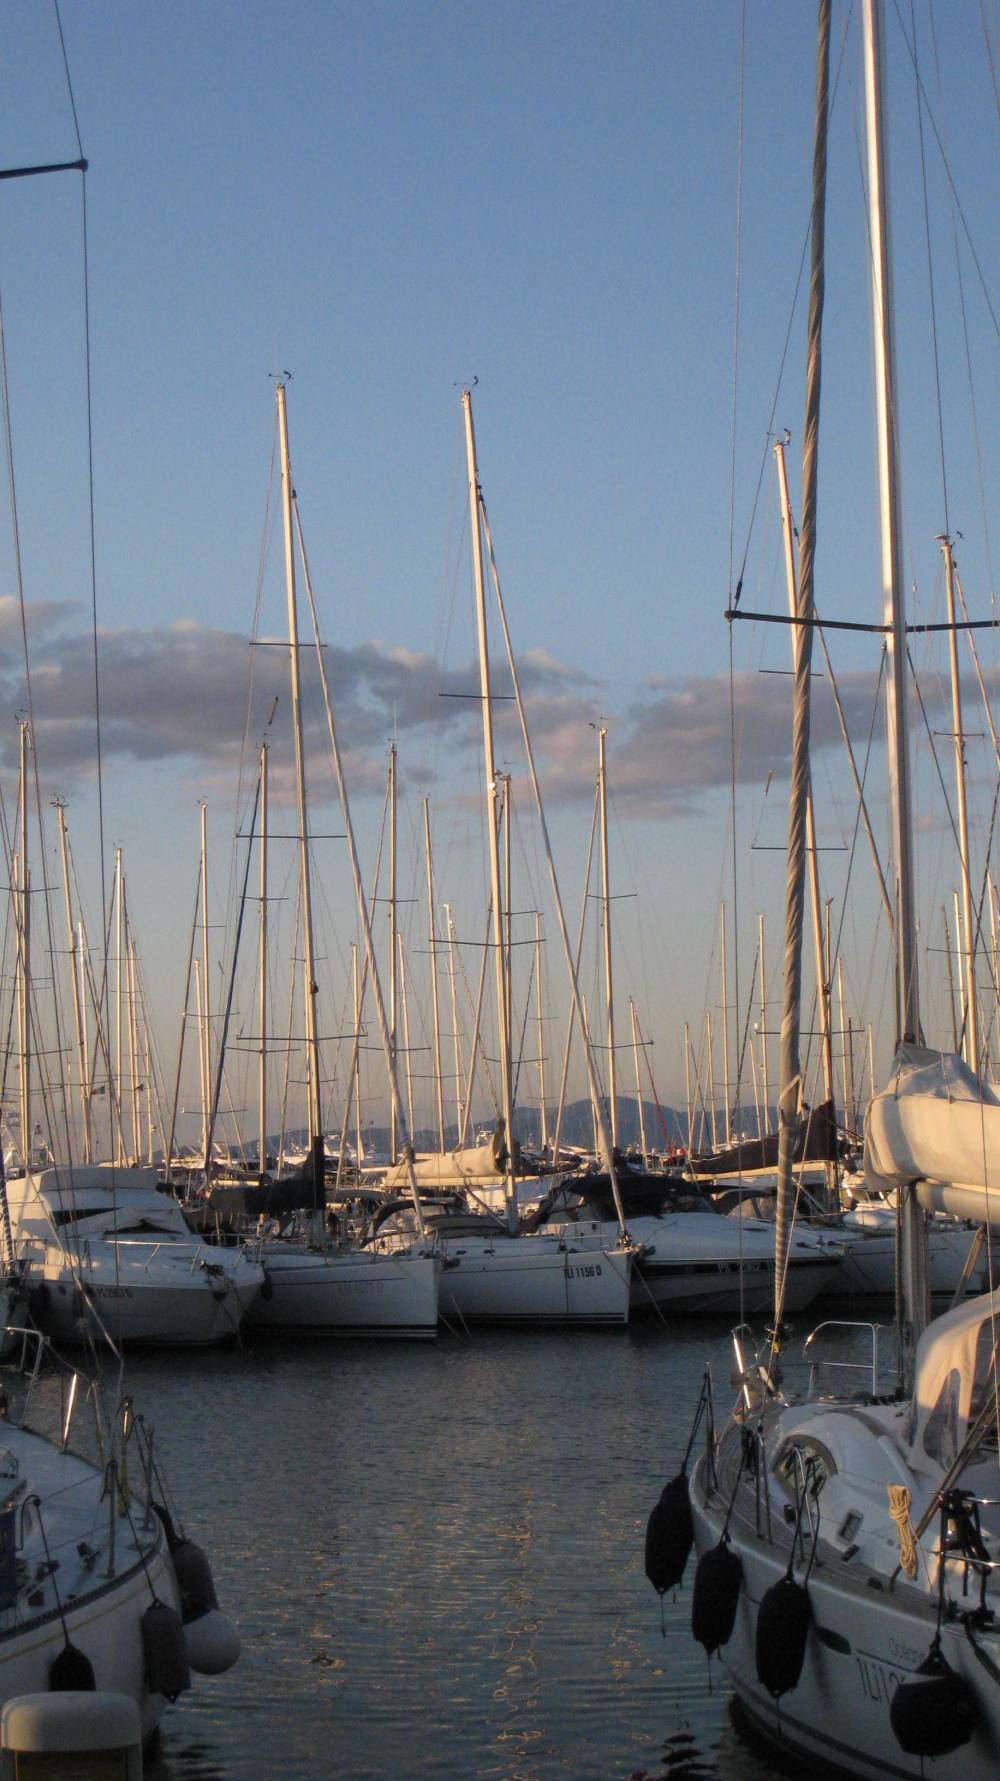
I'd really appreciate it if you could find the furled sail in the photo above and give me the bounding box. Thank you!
[865,1042,1000,1224]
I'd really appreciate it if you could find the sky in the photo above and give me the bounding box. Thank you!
[0,1,997,1155]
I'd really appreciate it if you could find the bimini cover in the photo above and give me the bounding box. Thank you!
[905,1288,1000,1472]
[865,1044,1000,1223]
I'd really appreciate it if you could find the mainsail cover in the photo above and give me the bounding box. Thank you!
[688,1100,841,1178]
[865,1042,1000,1224]
[379,1133,508,1193]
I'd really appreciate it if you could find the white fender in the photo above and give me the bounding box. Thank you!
[183,1609,241,1676]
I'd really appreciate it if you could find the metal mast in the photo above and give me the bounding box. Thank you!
[862,0,928,1356]
[773,0,831,1330]
[720,902,732,1145]
[423,798,446,1152]
[940,535,978,1070]
[444,903,463,1142]
[775,434,837,1204]
[534,911,548,1156]
[276,380,325,1207]
[115,844,125,1167]
[198,804,211,1172]
[388,741,398,1164]
[259,740,269,1176]
[15,722,30,1168]
[598,727,618,1149]
[462,388,518,1234]
[56,802,91,1163]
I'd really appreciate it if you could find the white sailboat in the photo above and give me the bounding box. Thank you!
[377,388,634,1328]
[0,107,240,1735]
[244,380,441,1339]
[686,5,1000,1774]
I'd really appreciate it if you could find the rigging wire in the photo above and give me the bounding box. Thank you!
[53,2,107,990]
[928,6,998,612]
[889,0,1000,342]
[909,0,949,538]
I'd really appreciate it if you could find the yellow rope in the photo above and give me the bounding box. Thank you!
[888,1483,918,1579]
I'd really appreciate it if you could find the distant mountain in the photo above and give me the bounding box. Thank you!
[348,1097,694,1156]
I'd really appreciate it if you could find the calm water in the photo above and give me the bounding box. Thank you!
[115,1322,815,1781]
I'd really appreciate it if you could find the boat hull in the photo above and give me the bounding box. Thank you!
[251,1247,440,1338]
[0,1538,179,1742]
[690,1431,1000,1779]
[826,1215,988,1302]
[438,1236,631,1326]
[26,1247,262,1348]
[634,1250,837,1315]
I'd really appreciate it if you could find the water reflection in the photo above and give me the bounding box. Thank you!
[116,1318,832,1778]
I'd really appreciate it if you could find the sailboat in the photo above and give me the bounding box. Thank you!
[242,380,441,1339]
[0,96,241,1732]
[685,4,1000,1773]
[373,388,635,1327]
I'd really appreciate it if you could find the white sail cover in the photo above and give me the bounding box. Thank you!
[865,1042,1000,1225]
[379,1139,505,1192]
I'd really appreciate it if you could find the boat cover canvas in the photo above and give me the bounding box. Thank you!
[865,1043,1000,1224]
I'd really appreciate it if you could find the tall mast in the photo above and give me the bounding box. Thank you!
[773,0,830,1329]
[468,389,630,1233]
[462,388,518,1233]
[57,803,91,1163]
[598,727,618,1149]
[198,804,211,1172]
[759,913,769,1131]
[684,1020,694,1156]
[630,998,648,1164]
[719,902,732,1145]
[17,721,30,1167]
[534,911,548,1155]
[165,860,201,1184]
[259,740,269,1176]
[126,908,141,1164]
[388,741,398,1164]
[352,943,362,1164]
[775,434,837,1203]
[115,844,125,1167]
[940,535,978,1070]
[276,379,325,1207]
[444,904,463,1142]
[193,956,205,1169]
[705,1011,717,1149]
[77,920,91,1156]
[142,998,155,1165]
[423,798,446,1151]
[862,0,928,1356]
[502,773,513,1046]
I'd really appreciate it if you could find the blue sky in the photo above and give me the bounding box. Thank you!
[0,1,997,1150]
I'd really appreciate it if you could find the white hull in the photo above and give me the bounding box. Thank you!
[25,1244,262,1348]
[251,1245,441,1337]
[0,1418,183,1741]
[828,1215,988,1302]
[0,1535,179,1742]
[438,1233,632,1326]
[546,1213,843,1317]
[692,1436,1000,1779]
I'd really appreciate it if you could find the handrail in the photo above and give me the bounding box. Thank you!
[804,1319,883,1399]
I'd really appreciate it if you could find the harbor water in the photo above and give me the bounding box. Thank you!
[111,1319,820,1780]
